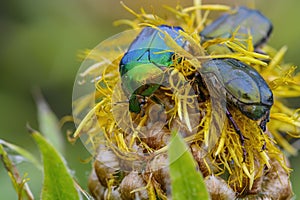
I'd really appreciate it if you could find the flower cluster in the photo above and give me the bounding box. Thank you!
[73,2,299,199]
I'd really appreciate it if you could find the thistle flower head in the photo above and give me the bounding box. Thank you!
[73,2,299,199]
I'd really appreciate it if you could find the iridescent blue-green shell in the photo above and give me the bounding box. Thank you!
[201,58,273,121]
[119,25,185,113]
[200,7,272,48]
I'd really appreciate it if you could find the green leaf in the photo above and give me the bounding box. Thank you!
[34,89,64,154]
[0,139,42,170]
[28,127,79,200]
[168,131,210,200]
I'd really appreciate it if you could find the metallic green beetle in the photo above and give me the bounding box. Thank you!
[200,58,273,131]
[119,25,185,113]
[200,7,272,53]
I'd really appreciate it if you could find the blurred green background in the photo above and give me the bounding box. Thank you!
[0,0,299,199]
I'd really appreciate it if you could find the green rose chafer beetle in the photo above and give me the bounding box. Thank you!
[200,58,273,131]
[119,25,185,114]
[200,7,273,53]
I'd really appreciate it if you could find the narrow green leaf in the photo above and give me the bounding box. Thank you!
[168,131,210,200]
[28,127,79,200]
[34,89,64,154]
[0,139,42,170]
[0,144,34,200]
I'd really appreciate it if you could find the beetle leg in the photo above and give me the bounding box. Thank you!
[130,94,165,117]
[138,95,147,117]
[128,94,147,116]
[260,128,267,151]
[258,111,270,151]
[261,141,267,151]
[226,109,247,162]
[259,110,270,132]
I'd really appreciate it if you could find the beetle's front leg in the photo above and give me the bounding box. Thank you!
[131,94,166,118]
[129,94,147,116]
[259,110,270,132]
